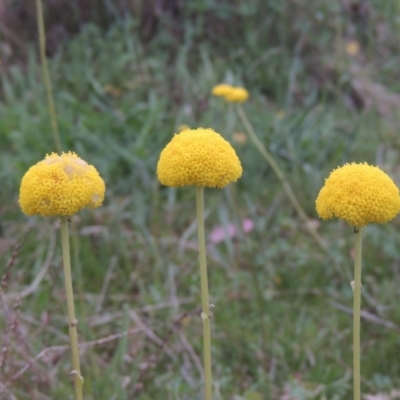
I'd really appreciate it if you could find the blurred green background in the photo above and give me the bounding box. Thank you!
[1,0,400,399]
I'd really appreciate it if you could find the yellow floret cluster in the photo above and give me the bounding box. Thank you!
[211,84,233,97]
[19,152,106,217]
[315,162,400,227]
[157,128,243,188]
[224,87,249,103]
[211,84,249,103]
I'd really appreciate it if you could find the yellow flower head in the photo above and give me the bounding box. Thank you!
[157,128,243,188]
[19,152,106,217]
[211,84,234,97]
[315,163,400,227]
[224,87,249,103]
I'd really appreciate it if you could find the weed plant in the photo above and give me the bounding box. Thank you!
[1,1,400,399]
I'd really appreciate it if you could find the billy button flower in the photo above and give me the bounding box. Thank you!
[211,84,249,103]
[157,128,242,400]
[224,87,249,103]
[211,83,234,97]
[20,152,105,216]
[316,162,400,227]
[315,162,400,400]
[19,152,106,400]
[157,127,242,188]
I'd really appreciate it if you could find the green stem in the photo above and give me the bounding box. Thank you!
[353,227,363,400]
[60,217,84,400]
[236,104,326,251]
[36,0,62,153]
[195,186,213,400]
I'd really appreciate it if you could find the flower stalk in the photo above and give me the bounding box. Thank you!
[60,217,84,400]
[36,0,62,153]
[195,186,213,400]
[236,104,326,250]
[352,227,363,400]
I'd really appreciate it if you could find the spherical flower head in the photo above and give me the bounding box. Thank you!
[157,128,243,188]
[224,87,249,103]
[19,152,106,217]
[315,162,400,227]
[211,84,234,97]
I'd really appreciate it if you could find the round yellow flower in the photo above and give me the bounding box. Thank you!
[224,87,249,103]
[315,163,400,227]
[19,152,106,217]
[157,128,243,188]
[211,84,234,97]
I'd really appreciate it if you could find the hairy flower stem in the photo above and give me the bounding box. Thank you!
[36,0,62,153]
[353,227,363,400]
[195,186,213,400]
[236,104,326,251]
[60,217,84,400]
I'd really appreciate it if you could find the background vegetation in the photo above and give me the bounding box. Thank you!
[1,0,400,398]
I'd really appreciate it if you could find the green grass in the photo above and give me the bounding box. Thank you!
[1,1,400,399]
